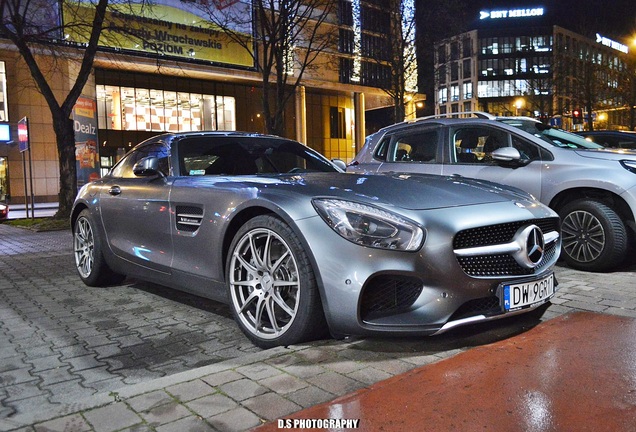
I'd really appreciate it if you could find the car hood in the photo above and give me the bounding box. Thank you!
[246,172,534,211]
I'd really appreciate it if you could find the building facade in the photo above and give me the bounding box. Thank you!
[0,0,417,206]
[434,6,634,131]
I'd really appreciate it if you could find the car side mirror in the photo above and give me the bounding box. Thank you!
[133,156,163,177]
[331,159,347,172]
[491,147,529,167]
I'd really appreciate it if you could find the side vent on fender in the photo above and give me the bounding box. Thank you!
[176,206,203,232]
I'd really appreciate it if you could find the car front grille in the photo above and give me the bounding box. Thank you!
[360,275,423,320]
[454,217,560,277]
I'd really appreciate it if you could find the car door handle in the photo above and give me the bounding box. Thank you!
[108,186,121,196]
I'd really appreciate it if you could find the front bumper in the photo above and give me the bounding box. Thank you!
[294,200,560,337]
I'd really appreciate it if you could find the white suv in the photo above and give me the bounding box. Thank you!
[349,113,636,272]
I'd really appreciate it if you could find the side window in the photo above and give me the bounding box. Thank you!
[110,143,170,178]
[511,135,541,161]
[373,137,390,161]
[452,127,509,164]
[388,129,439,163]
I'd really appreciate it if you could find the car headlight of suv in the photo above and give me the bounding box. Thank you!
[312,198,424,251]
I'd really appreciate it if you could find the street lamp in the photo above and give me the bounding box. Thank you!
[515,98,524,116]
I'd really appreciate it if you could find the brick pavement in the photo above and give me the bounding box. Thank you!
[1,223,636,431]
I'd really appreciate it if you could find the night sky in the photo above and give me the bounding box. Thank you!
[466,0,636,40]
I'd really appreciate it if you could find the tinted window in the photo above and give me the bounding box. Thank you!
[110,143,170,178]
[177,137,338,176]
[388,129,439,163]
[451,127,509,164]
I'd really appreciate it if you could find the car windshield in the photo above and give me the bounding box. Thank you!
[178,137,340,176]
[498,119,604,150]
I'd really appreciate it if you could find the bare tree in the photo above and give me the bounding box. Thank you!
[382,0,417,122]
[197,0,336,137]
[0,0,153,218]
[520,75,555,122]
[0,0,111,218]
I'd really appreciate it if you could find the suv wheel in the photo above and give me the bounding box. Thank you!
[559,199,627,272]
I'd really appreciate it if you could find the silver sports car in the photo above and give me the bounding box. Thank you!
[71,132,561,348]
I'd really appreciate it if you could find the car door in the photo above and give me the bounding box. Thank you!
[99,142,174,273]
[439,125,545,200]
[373,126,445,176]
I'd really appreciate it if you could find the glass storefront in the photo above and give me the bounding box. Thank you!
[96,85,236,133]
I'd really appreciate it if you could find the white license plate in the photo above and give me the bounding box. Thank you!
[503,273,554,311]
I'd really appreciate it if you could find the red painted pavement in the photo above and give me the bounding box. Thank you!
[256,312,636,431]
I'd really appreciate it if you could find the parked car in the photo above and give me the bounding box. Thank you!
[349,114,636,272]
[71,132,560,348]
[0,202,8,220]
[574,130,636,150]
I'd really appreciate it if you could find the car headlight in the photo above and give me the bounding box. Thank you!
[312,198,424,251]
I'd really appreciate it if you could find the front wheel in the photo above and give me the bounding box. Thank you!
[73,209,125,286]
[559,199,627,272]
[226,215,327,348]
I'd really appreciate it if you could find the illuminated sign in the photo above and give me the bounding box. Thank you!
[63,1,254,67]
[596,33,628,54]
[480,8,544,20]
[0,124,9,142]
[17,117,29,153]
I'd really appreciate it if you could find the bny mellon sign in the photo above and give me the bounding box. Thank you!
[63,0,254,67]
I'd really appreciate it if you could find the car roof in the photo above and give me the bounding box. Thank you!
[371,113,538,138]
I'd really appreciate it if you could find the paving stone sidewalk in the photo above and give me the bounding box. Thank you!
[2,223,636,431]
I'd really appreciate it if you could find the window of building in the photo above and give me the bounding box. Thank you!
[437,45,446,64]
[463,101,472,112]
[463,82,473,99]
[462,37,472,57]
[462,59,471,79]
[339,0,353,26]
[451,62,459,81]
[450,41,460,60]
[438,65,446,84]
[96,85,236,132]
[451,85,459,101]
[330,106,346,139]
[438,87,448,104]
[339,28,354,53]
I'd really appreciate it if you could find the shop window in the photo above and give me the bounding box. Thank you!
[96,84,235,133]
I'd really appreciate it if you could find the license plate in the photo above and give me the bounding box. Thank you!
[503,273,554,311]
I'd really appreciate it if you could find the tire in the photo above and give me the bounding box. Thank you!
[73,209,125,286]
[559,199,627,272]
[226,215,327,348]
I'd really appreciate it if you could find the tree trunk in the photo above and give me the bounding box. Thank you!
[53,115,77,219]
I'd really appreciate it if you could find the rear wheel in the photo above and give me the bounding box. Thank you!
[73,209,125,286]
[227,215,327,348]
[559,199,627,272]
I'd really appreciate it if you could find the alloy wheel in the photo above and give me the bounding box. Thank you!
[229,228,300,340]
[74,217,95,278]
[561,210,605,264]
